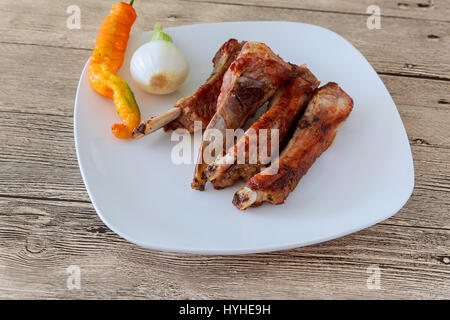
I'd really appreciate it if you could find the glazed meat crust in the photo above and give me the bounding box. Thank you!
[191,41,304,190]
[164,39,245,132]
[205,70,319,189]
[133,39,244,138]
[233,82,354,210]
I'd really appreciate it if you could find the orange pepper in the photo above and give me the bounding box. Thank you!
[88,1,140,139]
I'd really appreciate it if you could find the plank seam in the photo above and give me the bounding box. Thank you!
[180,0,450,23]
[0,194,448,232]
[0,194,91,204]
[0,45,448,82]
[0,41,91,52]
[379,222,450,232]
[378,71,450,82]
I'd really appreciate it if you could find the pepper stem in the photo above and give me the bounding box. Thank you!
[151,22,173,43]
[129,0,134,5]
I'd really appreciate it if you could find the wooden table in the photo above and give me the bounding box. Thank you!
[0,0,449,299]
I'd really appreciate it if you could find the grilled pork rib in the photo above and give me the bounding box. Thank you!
[132,39,244,138]
[233,82,354,210]
[191,41,303,190]
[205,72,319,189]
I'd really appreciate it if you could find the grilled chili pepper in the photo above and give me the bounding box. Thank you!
[88,1,140,139]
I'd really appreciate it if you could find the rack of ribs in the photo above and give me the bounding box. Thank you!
[191,41,305,190]
[204,71,319,189]
[132,39,245,138]
[233,82,354,210]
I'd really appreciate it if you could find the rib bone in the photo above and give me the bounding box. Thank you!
[132,108,181,138]
[132,39,244,139]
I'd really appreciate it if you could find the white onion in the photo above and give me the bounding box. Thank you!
[130,24,189,95]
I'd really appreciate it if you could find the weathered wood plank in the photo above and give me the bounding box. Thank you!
[0,42,449,228]
[0,109,449,229]
[0,197,448,299]
[185,0,450,22]
[0,110,89,202]
[0,41,449,127]
[0,0,449,79]
[0,0,449,300]
[0,44,87,118]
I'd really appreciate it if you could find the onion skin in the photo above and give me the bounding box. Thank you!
[130,40,189,95]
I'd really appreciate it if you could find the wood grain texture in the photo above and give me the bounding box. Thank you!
[0,0,449,299]
[0,197,449,299]
[0,0,449,79]
[185,0,450,21]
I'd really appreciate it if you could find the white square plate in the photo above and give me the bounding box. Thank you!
[74,21,414,254]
